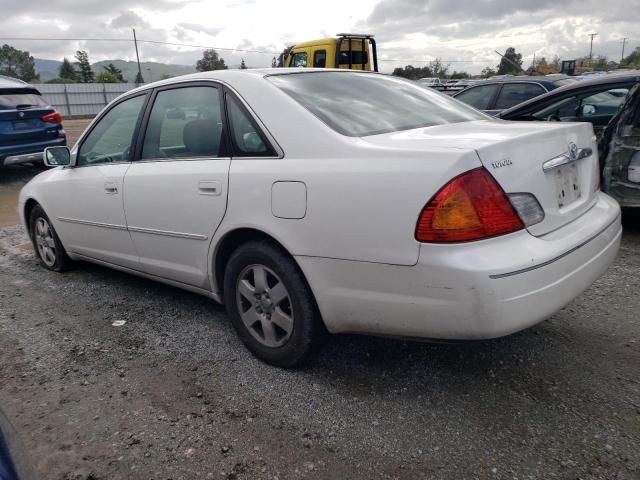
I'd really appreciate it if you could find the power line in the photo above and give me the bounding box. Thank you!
[0,36,480,63]
[0,36,281,55]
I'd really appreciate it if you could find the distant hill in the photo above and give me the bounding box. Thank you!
[34,58,197,82]
[92,60,196,83]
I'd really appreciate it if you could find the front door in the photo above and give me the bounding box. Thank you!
[52,94,147,268]
[123,84,230,288]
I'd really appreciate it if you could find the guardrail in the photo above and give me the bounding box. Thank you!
[36,83,139,116]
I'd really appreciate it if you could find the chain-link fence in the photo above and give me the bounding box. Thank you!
[37,83,138,116]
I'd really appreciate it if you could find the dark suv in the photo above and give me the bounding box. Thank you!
[0,76,66,169]
[453,75,576,115]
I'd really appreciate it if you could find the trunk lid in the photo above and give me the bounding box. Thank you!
[0,88,59,147]
[363,119,600,236]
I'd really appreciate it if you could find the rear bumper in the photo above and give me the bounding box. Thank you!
[297,192,622,339]
[0,137,66,166]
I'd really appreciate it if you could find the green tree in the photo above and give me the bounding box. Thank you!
[392,65,433,80]
[450,70,471,79]
[74,50,94,83]
[59,58,77,81]
[481,66,497,78]
[134,71,144,84]
[496,47,523,75]
[196,49,227,71]
[240,58,247,69]
[429,58,449,78]
[621,46,640,67]
[0,44,39,81]
[550,55,561,71]
[271,56,277,68]
[103,63,124,82]
[95,71,118,83]
[276,47,292,67]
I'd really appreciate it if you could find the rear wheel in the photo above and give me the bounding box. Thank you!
[223,241,324,367]
[29,205,72,272]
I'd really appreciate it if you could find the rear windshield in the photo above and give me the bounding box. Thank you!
[267,72,485,136]
[0,88,47,110]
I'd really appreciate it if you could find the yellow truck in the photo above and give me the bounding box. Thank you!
[283,33,378,72]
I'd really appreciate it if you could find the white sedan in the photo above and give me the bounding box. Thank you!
[19,69,621,367]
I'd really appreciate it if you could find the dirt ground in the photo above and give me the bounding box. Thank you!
[0,119,639,479]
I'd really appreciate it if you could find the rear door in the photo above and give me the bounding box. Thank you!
[123,83,230,288]
[493,82,546,113]
[0,88,59,150]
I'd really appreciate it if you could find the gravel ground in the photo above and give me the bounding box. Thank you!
[0,119,639,479]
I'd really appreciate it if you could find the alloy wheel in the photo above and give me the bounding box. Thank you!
[235,264,294,348]
[34,217,57,267]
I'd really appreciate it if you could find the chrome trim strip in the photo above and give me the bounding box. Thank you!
[58,217,127,230]
[58,217,207,240]
[128,225,208,241]
[489,214,620,279]
[542,147,592,172]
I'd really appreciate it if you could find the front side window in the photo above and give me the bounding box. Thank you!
[141,86,224,160]
[494,83,546,110]
[77,94,145,166]
[532,88,630,121]
[290,52,308,68]
[226,95,273,156]
[268,72,485,137]
[455,84,501,110]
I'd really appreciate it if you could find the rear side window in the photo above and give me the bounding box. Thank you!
[313,50,326,68]
[142,86,225,160]
[338,51,368,65]
[0,89,47,110]
[455,84,500,110]
[268,72,485,137]
[494,83,546,110]
[226,95,274,156]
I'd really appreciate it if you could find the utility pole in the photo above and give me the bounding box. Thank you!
[621,37,629,62]
[133,28,143,84]
[588,32,598,64]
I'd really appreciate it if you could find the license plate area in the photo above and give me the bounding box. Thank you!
[553,163,581,208]
[12,120,31,130]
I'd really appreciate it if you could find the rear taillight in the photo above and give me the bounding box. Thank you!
[41,111,62,124]
[416,167,524,243]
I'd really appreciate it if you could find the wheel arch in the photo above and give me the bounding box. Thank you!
[23,198,40,237]
[211,227,319,307]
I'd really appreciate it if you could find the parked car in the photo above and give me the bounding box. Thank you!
[0,76,66,170]
[498,72,640,207]
[20,70,621,367]
[454,75,576,115]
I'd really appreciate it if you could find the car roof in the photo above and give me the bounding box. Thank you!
[465,75,570,86]
[122,68,381,96]
[0,75,31,89]
[498,70,640,117]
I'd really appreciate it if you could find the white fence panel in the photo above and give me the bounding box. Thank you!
[37,84,138,116]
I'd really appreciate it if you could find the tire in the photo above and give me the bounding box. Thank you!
[29,205,73,272]
[223,240,325,368]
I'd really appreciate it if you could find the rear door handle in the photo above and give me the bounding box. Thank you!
[104,182,118,194]
[198,180,222,196]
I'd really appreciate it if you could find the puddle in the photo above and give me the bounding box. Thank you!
[0,183,22,226]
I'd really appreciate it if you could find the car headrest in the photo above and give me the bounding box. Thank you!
[183,119,219,156]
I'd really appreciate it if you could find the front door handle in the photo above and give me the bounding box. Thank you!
[104,182,118,194]
[198,180,221,196]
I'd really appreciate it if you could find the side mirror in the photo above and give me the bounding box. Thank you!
[43,146,71,167]
[581,104,597,116]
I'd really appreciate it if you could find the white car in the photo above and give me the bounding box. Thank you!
[19,69,621,367]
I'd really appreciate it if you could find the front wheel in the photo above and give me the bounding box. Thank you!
[29,205,73,272]
[223,241,324,367]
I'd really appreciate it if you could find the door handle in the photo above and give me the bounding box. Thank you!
[104,182,118,194]
[198,180,221,196]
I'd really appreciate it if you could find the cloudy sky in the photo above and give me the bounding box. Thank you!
[1,0,638,73]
